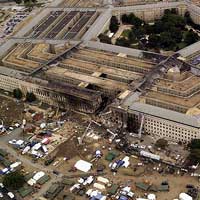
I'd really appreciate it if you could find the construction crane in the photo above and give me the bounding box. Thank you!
[99,110,112,117]
[107,129,117,140]
[78,119,103,144]
[79,121,92,145]
[91,120,101,127]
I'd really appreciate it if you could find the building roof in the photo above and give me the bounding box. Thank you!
[129,102,200,128]
[0,66,25,79]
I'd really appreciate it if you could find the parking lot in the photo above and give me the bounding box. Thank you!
[0,7,29,44]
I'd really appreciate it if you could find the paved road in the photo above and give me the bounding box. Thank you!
[0,140,48,171]
[111,24,132,44]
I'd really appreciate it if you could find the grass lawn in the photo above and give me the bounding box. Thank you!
[118,27,197,52]
[121,29,131,38]
[177,42,187,49]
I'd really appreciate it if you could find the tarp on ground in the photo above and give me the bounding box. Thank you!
[45,184,64,199]
[105,151,119,161]
[149,185,158,192]
[1,159,11,167]
[135,182,150,191]
[158,184,169,191]
[62,179,75,186]
[0,149,8,157]
[108,184,119,195]
[18,186,33,197]
[37,174,50,185]
[47,183,61,194]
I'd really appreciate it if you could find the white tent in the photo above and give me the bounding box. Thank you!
[93,183,106,190]
[179,193,193,200]
[27,178,36,186]
[74,160,92,172]
[33,171,45,181]
[148,194,156,200]
[10,161,21,169]
[97,177,109,184]
[122,156,130,168]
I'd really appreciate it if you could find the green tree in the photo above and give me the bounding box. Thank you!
[98,33,111,44]
[188,139,200,149]
[154,21,164,34]
[128,31,136,43]
[26,92,36,102]
[3,171,25,190]
[127,13,135,24]
[161,12,185,29]
[115,37,130,47]
[148,34,160,48]
[189,149,200,162]
[15,0,22,4]
[133,17,143,28]
[128,13,143,28]
[184,30,199,45]
[121,14,129,24]
[171,8,177,14]
[188,139,200,162]
[143,24,154,35]
[163,21,175,31]
[184,11,193,25]
[109,16,119,33]
[132,27,145,39]
[164,9,171,15]
[170,27,183,43]
[24,0,34,11]
[184,11,200,30]
[13,88,23,100]
[155,138,168,150]
[160,32,176,49]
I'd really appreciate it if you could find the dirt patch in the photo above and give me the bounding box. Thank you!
[54,138,95,160]
[55,139,80,158]
[0,95,24,126]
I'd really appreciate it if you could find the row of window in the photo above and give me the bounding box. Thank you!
[146,98,187,113]
[73,54,148,74]
[145,116,198,141]
[157,85,200,98]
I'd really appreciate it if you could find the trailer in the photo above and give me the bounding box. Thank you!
[41,145,48,154]
[140,151,160,161]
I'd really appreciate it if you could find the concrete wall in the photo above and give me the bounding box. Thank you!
[112,1,187,22]
[82,9,112,41]
[0,72,102,113]
[111,107,200,143]
[186,0,200,24]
